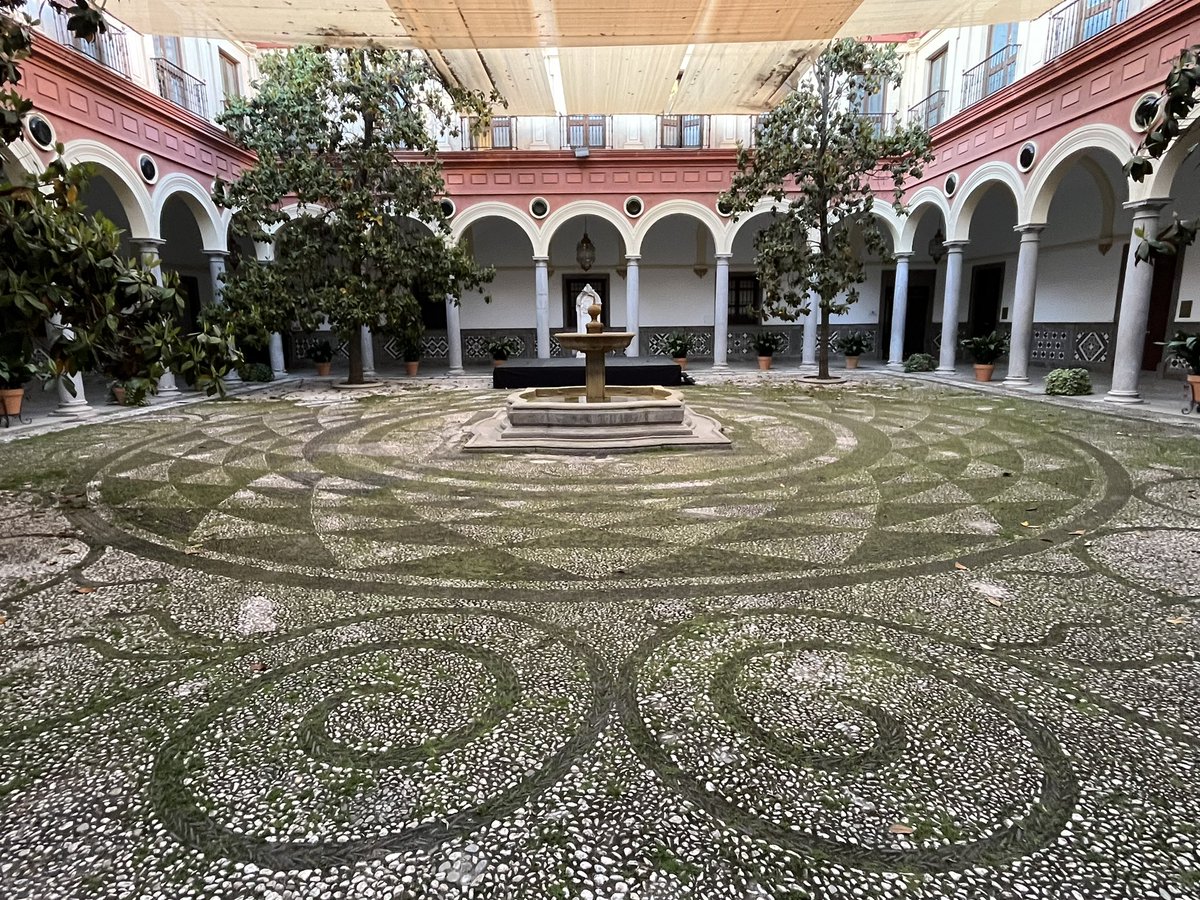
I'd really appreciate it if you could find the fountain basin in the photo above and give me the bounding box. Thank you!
[508,386,685,427]
[555,331,636,355]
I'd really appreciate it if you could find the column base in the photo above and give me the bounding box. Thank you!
[50,402,96,418]
[886,361,904,370]
[1003,375,1030,386]
[448,366,466,376]
[710,361,731,370]
[1104,390,1143,404]
[271,369,289,379]
[223,372,243,385]
[934,367,957,375]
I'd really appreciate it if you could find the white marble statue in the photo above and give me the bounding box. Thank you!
[574,284,601,356]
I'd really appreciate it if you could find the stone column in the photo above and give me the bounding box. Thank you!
[712,253,730,368]
[887,252,912,369]
[268,332,288,379]
[446,295,465,375]
[625,254,640,357]
[803,298,819,367]
[360,326,376,379]
[205,251,228,306]
[534,256,550,358]
[45,316,93,417]
[1107,200,1169,403]
[935,241,969,374]
[1004,226,1045,385]
[138,239,180,396]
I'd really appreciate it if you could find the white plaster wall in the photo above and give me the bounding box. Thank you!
[639,267,714,326]
[1034,241,1125,322]
[458,269,535,328]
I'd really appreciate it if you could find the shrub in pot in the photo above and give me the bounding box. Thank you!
[664,331,696,369]
[834,330,873,368]
[959,331,1008,382]
[485,336,521,365]
[307,339,334,375]
[398,331,423,376]
[1167,331,1200,405]
[751,332,785,370]
[1044,368,1092,396]
[0,356,36,418]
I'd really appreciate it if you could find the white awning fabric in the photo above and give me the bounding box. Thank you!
[105,0,1059,114]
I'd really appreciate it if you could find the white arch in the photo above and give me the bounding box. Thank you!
[265,201,332,237]
[1,142,45,178]
[897,188,950,253]
[725,197,786,252]
[449,200,539,253]
[632,199,726,256]
[869,197,902,250]
[153,172,224,251]
[1022,123,1134,224]
[60,138,154,237]
[1145,116,1200,200]
[539,199,635,259]
[947,161,1024,242]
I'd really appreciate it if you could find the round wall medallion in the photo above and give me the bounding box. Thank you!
[624,196,644,218]
[716,198,734,217]
[440,198,456,218]
[944,173,959,197]
[529,197,550,219]
[1017,141,1037,173]
[25,114,54,150]
[1131,93,1161,133]
[138,154,158,184]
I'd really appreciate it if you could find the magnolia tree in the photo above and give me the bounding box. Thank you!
[1,0,237,402]
[723,39,933,380]
[214,47,494,384]
[1125,45,1199,263]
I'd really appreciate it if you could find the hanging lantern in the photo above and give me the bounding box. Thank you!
[928,227,946,264]
[576,217,596,272]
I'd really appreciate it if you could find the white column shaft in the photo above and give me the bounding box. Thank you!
[446,295,465,375]
[803,297,819,366]
[269,332,288,378]
[534,257,550,358]
[1107,203,1167,403]
[360,326,376,378]
[713,254,730,368]
[936,243,968,374]
[1005,227,1044,385]
[887,254,912,369]
[625,256,640,357]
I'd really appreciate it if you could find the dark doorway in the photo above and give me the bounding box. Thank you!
[967,263,1005,338]
[562,275,610,329]
[179,275,202,334]
[881,268,937,358]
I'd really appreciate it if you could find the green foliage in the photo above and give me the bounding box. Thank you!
[1167,331,1200,375]
[238,362,274,383]
[1044,368,1092,396]
[214,47,496,384]
[835,330,873,356]
[960,331,1009,365]
[664,331,696,357]
[751,332,786,356]
[484,336,520,360]
[723,39,933,379]
[0,355,36,388]
[1125,46,1199,264]
[306,339,334,363]
[903,352,936,372]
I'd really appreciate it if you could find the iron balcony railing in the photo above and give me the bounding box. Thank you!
[1045,0,1129,61]
[862,111,899,137]
[462,115,516,149]
[658,114,708,149]
[961,44,1020,109]
[154,57,208,118]
[908,89,949,130]
[561,114,610,150]
[39,1,130,78]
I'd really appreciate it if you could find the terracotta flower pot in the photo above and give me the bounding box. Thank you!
[492,357,506,367]
[757,355,772,371]
[315,362,332,376]
[673,357,688,370]
[974,363,995,382]
[405,361,420,376]
[0,387,24,416]
[111,386,126,405]
[1189,374,1200,402]
[845,356,860,369]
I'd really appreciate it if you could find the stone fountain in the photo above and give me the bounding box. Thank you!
[464,295,730,452]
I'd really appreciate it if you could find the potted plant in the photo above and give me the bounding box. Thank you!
[751,332,785,370]
[834,330,873,369]
[307,339,334,376]
[1166,331,1200,405]
[664,331,696,369]
[398,325,423,376]
[960,331,1009,382]
[485,336,521,366]
[0,356,36,419]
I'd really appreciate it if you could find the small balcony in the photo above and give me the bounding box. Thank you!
[862,111,899,137]
[561,114,609,151]
[462,115,516,150]
[658,114,708,149]
[908,89,949,130]
[1045,0,1130,61]
[38,1,130,78]
[154,57,208,119]
[961,44,1020,109]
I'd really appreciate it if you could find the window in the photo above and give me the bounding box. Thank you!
[219,52,241,105]
[921,49,948,128]
[729,273,762,325]
[464,116,515,149]
[860,85,888,136]
[985,24,1018,95]
[565,115,606,149]
[154,36,183,67]
[660,114,705,148]
[927,49,946,96]
[153,36,187,108]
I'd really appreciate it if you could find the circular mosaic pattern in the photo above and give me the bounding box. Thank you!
[148,608,606,870]
[80,387,1121,593]
[621,611,1077,875]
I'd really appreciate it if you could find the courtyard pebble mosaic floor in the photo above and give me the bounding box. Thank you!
[1,378,1199,899]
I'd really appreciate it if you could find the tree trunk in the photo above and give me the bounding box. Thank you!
[817,304,830,380]
[347,330,365,384]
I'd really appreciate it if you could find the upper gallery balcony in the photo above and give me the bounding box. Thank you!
[960,44,1020,110]
[1045,0,1131,61]
[37,0,130,79]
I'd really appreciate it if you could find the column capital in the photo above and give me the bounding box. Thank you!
[136,237,166,250]
[943,240,969,251]
[532,255,549,264]
[1123,197,1171,214]
[625,254,641,262]
[205,249,230,260]
[893,251,914,259]
[1014,223,1046,236]
[715,253,732,261]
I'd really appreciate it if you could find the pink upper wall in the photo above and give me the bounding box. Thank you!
[18,33,254,183]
